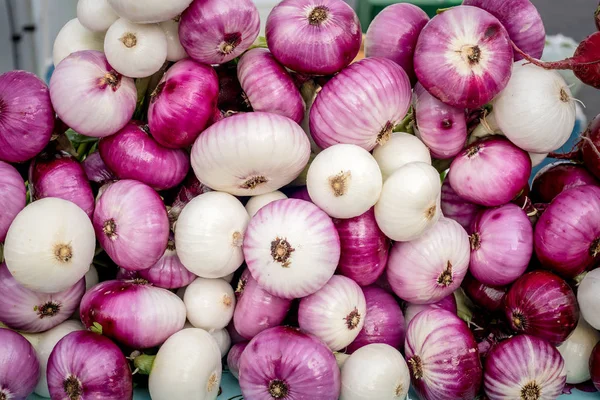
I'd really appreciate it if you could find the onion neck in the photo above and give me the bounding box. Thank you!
[236,277,247,294]
[469,233,481,250]
[424,204,437,221]
[377,121,394,145]
[119,32,137,48]
[232,231,244,247]
[460,45,481,65]
[36,301,61,318]
[407,356,423,380]
[100,71,121,91]
[150,82,165,103]
[395,384,404,397]
[166,239,176,251]
[222,294,233,307]
[268,379,289,399]
[54,243,73,263]
[63,375,83,400]
[219,32,242,55]
[207,371,218,392]
[591,238,600,258]
[240,175,268,190]
[437,261,453,286]
[329,171,351,197]
[308,6,329,26]
[466,144,481,158]
[103,219,118,240]
[0,391,6,400]
[559,88,571,103]
[521,381,541,400]
[344,307,361,330]
[511,310,527,331]
[271,237,295,268]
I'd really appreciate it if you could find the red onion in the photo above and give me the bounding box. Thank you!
[387,217,470,304]
[0,328,40,399]
[0,71,54,163]
[239,326,341,400]
[233,269,292,340]
[147,59,219,149]
[591,342,600,391]
[99,122,189,191]
[504,270,579,346]
[364,3,429,85]
[462,274,507,312]
[534,185,600,278]
[531,161,599,203]
[469,204,533,286]
[266,0,361,76]
[93,180,169,271]
[215,62,250,113]
[404,294,458,328]
[405,308,482,400]
[47,331,132,400]
[484,335,566,400]
[582,114,600,180]
[180,0,260,65]
[449,137,532,207]
[82,151,116,185]
[167,172,212,225]
[0,161,26,242]
[414,6,512,109]
[227,341,248,380]
[440,180,481,233]
[346,285,405,353]
[137,236,196,289]
[309,57,411,151]
[80,279,186,349]
[332,208,390,286]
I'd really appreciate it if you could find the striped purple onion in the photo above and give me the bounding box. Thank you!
[0,161,26,242]
[0,328,40,399]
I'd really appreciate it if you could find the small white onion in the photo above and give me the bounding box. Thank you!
[108,0,194,23]
[76,0,119,32]
[578,269,600,330]
[374,162,442,242]
[373,132,432,181]
[307,144,383,219]
[210,329,232,358]
[184,277,236,331]
[52,18,104,66]
[160,19,188,62]
[104,18,167,78]
[4,198,95,294]
[558,317,600,384]
[245,191,288,218]
[175,192,249,279]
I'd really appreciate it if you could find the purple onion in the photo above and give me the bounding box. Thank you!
[82,151,116,185]
[47,331,132,400]
[0,328,40,399]
[449,137,532,207]
[147,58,219,149]
[462,274,507,312]
[309,57,411,151]
[93,180,170,271]
[266,0,361,76]
[404,294,458,328]
[534,185,600,278]
[364,3,429,85]
[505,270,579,346]
[167,172,212,225]
[0,161,26,242]
[531,161,599,204]
[227,341,248,380]
[137,236,196,289]
[80,279,186,349]
[239,326,341,400]
[227,321,247,346]
[440,180,481,233]
[346,286,405,353]
[0,71,54,162]
[414,6,513,108]
[591,342,600,391]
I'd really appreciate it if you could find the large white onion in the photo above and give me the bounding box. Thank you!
[76,0,119,32]
[558,317,600,384]
[52,18,105,66]
[107,0,194,23]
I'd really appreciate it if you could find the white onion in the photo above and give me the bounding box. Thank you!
[578,269,600,330]
[52,18,104,66]
[375,162,442,242]
[493,61,576,153]
[104,18,167,78]
[160,19,188,62]
[245,191,288,218]
[210,329,232,358]
[175,192,249,279]
[4,198,95,294]
[184,277,236,331]
[307,144,383,219]
[76,0,119,32]
[108,0,194,23]
[558,317,600,384]
[341,344,411,400]
[373,132,431,181]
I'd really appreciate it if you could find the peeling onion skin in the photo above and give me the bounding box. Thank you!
[0,328,40,400]
[0,161,26,242]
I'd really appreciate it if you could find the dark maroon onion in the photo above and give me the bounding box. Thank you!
[462,273,507,312]
[215,62,251,113]
[0,327,40,399]
[137,236,196,289]
[440,180,482,233]
[82,151,116,185]
[227,341,249,380]
[591,342,600,391]
[0,161,26,242]
[582,114,600,180]
[531,161,599,203]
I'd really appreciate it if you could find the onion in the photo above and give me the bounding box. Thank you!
[375,162,442,242]
[531,161,599,203]
[582,115,600,180]
[147,58,219,149]
[309,58,411,151]
[346,286,404,353]
[137,236,196,289]
[534,185,600,278]
[0,328,40,399]
[578,269,600,330]
[180,0,260,65]
[372,132,432,182]
[504,270,579,346]
[175,192,249,278]
[493,61,576,153]
[484,335,566,400]
[211,329,231,358]
[4,198,95,294]
[52,18,105,66]
[239,326,341,400]
[168,172,212,225]
[215,62,250,113]
[461,274,507,312]
[80,279,186,348]
[449,137,532,207]
[558,317,600,384]
[183,277,235,331]
[364,3,429,84]
[93,180,169,271]
[286,185,313,203]
[227,342,248,380]
[160,19,188,62]
[49,50,137,138]
[0,71,54,163]
[245,191,288,218]
[190,112,311,196]
[47,331,132,400]
[403,294,458,329]
[82,151,116,185]
[405,308,482,400]
[414,6,512,109]
[266,0,361,76]
[233,269,292,340]
[243,199,340,299]
[307,144,383,219]
[77,0,119,32]
[440,180,481,233]
[0,161,26,242]
[107,0,192,23]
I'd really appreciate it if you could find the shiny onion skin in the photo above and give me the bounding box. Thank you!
[405,309,482,400]
[0,71,54,163]
[266,0,361,76]
[504,271,579,346]
[0,328,40,399]
[309,57,412,151]
[591,342,600,391]
[137,236,197,290]
[461,274,507,312]
[440,180,481,233]
[531,161,599,203]
[0,161,26,242]
[147,58,219,149]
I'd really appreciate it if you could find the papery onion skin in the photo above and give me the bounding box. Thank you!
[591,342,600,391]
[0,161,26,242]
[484,335,566,400]
[137,236,196,289]
[531,161,599,203]
[83,151,116,185]
[52,18,105,67]
[80,279,186,348]
[239,326,341,400]
[372,132,432,182]
[266,0,361,76]
[227,342,248,380]
[534,185,600,278]
[440,180,481,233]
[0,328,40,399]
[405,308,482,400]
[0,71,54,163]
[504,270,579,346]
[309,57,411,151]
[403,294,458,329]
[148,58,219,149]
[462,274,507,312]
[558,318,600,384]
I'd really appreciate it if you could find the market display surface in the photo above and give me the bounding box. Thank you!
[1,0,600,399]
